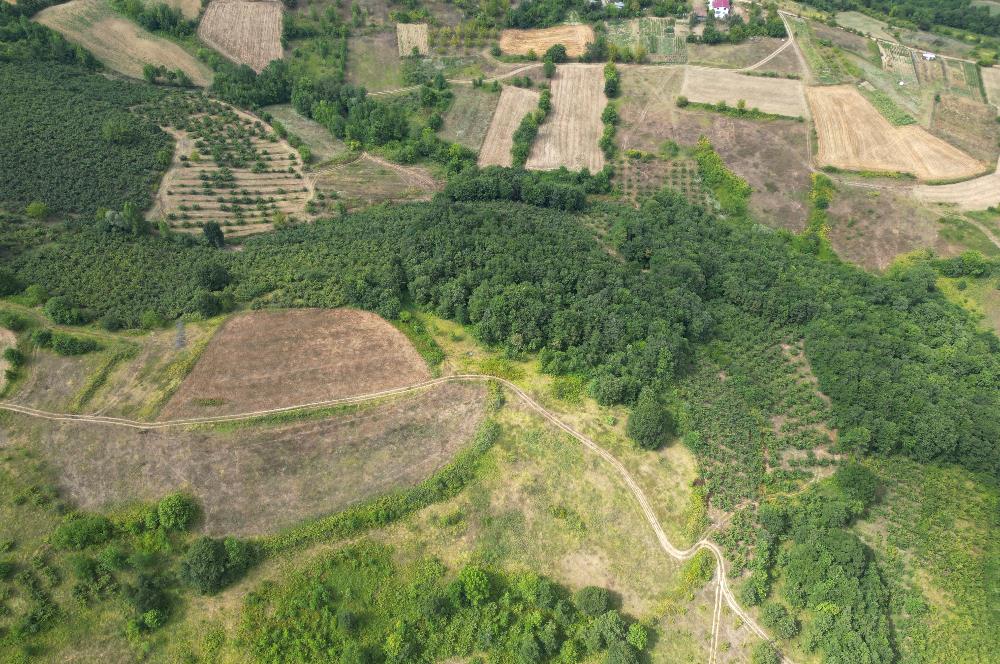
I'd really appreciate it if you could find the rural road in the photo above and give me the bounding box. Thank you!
[0,374,790,663]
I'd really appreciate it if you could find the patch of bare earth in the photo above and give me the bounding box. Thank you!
[478,85,540,167]
[526,64,605,172]
[499,24,595,58]
[198,0,283,73]
[160,309,431,419]
[26,381,486,536]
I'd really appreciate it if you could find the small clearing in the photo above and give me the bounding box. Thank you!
[396,22,429,56]
[160,309,431,419]
[526,64,605,172]
[198,0,283,73]
[499,24,595,58]
[478,85,540,167]
[35,0,211,85]
[312,153,440,211]
[440,86,501,152]
[681,66,809,117]
[264,104,347,162]
[913,159,1000,210]
[808,85,984,180]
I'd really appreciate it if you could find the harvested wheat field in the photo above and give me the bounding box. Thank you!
[149,101,313,235]
[396,22,429,55]
[681,66,809,117]
[479,85,541,167]
[27,380,486,536]
[527,64,605,172]
[981,66,1000,106]
[499,24,595,58]
[914,159,1000,210]
[809,85,984,180]
[198,0,283,72]
[160,309,431,419]
[35,0,211,85]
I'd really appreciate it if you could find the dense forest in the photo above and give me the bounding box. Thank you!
[801,0,1000,36]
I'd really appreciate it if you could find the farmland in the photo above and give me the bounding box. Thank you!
[680,67,809,118]
[395,21,428,56]
[439,86,502,152]
[144,95,313,235]
[808,85,984,180]
[606,17,687,63]
[161,309,431,418]
[526,64,605,172]
[34,0,211,85]
[312,153,441,211]
[981,65,1000,104]
[198,0,283,73]
[478,85,540,167]
[499,24,595,58]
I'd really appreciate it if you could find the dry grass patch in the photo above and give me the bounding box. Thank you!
[19,380,485,537]
[439,86,501,152]
[929,93,1000,164]
[478,85,540,167]
[808,85,984,180]
[396,22,428,56]
[264,104,347,162]
[161,308,430,419]
[499,24,595,58]
[312,153,441,211]
[982,66,1000,106]
[913,166,1000,211]
[35,0,211,85]
[198,0,283,73]
[526,64,605,172]
[681,66,809,117]
[687,37,786,69]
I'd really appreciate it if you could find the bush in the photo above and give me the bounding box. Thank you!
[180,536,256,594]
[0,267,22,296]
[34,330,100,356]
[0,310,30,332]
[43,295,88,325]
[750,642,781,664]
[25,201,48,219]
[53,514,115,550]
[157,493,198,531]
[626,389,674,450]
[574,585,610,616]
[4,347,25,368]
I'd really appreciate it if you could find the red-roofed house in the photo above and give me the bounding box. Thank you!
[710,0,730,19]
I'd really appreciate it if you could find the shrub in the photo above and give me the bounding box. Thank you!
[157,493,199,531]
[25,201,48,219]
[53,514,115,550]
[750,642,781,664]
[4,347,25,368]
[626,389,674,450]
[180,536,257,594]
[0,267,22,296]
[574,585,609,616]
[43,295,88,325]
[49,331,99,356]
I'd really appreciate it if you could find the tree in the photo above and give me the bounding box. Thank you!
[544,43,567,63]
[0,268,22,296]
[574,586,609,617]
[157,493,198,531]
[181,537,229,594]
[203,221,225,248]
[25,201,48,219]
[626,389,674,450]
[750,642,781,664]
[543,57,555,78]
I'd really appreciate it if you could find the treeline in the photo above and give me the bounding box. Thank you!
[0,3,97,68]
[511,86,551,166]
[802,0,1000,37]
[110,0,196,38]
[444,166,612,211]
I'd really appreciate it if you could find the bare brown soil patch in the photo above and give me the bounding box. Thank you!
[499,24,595,58]
[478,85,540,167]
[526,64,605,172]
[681,66,809,117]
[929,94,1000,164]
[617,67,811,231]
[35,0,211,85]
[396,22,429,55]
[26,381,485,536]
[198,0,283,73]
[161,309,430,419]
[808,85,984,180]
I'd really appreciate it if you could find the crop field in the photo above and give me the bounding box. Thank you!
[526,64,605,172]
[23,380,486,536]
[499,24,595,58]
[787,16,854,84]
[396,22,428,56]
[198,0,283,73]
[606,18,686,63]
[439,86,501,151]
[981,65,1000,105]
[34,0,211,85]
[146,97,312,235]
[428,21,500,55]
[944,57,985,101]
[808,85,984,180]
[615,153,712,208]
[929,93,999,163]
[877,40,918,84]
[478,85,540,167]
[312,153,441,210]
[680,67,809,118]
[161,309,430,418]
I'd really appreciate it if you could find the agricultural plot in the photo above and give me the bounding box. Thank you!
[144,95,313,235]
[28,380,486,536]
[478,85,540,167]
[787,16,854,85]
[943,57,985,101]
[808,85,984,180]
[929,93,999,164]
[198,0,283,73]
[161,309,430,418]
[439,86,501,152]
[34,0,211,85]
[680,67,809,118]
[526,64,605,172]
[396,22,428,56]
[312,153,441,211]
[981,66,1000,105]
[914,166,1000,211]
[605,18,686,63]
[687,38,788,70]
[835,10,895,41]
[615,153,711,208]
[499,24,595,58]
[877,40,917,84]
[428,22,499,55]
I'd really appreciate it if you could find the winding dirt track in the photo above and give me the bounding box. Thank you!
[0,374,790,663]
